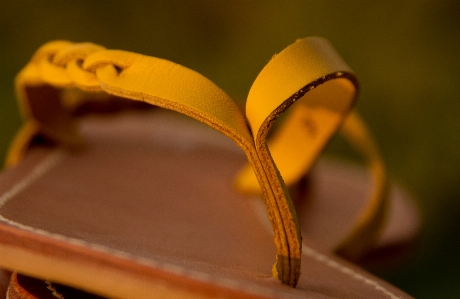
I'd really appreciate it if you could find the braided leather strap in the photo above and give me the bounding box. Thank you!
[6,38,358,287]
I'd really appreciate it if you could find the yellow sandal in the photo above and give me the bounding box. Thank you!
[0,38,414,298]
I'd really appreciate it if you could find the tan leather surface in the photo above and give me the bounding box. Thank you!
[0,111,413,298]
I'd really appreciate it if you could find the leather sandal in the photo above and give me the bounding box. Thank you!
[0,38,414,298]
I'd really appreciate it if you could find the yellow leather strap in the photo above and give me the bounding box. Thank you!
[334,111,389,259]
[235,39,358,192]
[237,38,358,281]
[6,38,358,287]
[232,39,387,260]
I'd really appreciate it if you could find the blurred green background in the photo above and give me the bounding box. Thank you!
[1,1,459,298]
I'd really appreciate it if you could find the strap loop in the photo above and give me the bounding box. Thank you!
[236,39,358,193]
[240,39,358,283]
[233,39,388,260]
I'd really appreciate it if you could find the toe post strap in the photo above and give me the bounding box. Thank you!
[241,38,359,285]
[7,37,359,287]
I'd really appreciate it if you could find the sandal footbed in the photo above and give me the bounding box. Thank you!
[0,110,413,298]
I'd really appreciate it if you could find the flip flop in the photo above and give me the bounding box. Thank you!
[0,38,413,298]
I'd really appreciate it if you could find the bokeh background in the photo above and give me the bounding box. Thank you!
[1,1,459,298]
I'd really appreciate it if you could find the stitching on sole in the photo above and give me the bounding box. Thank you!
[0,149,65,209]
[0,149,277,298]
[0,149,402,299]
[247,197,402,299]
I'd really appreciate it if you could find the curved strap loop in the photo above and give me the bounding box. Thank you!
[236,38,358,193]
[234,37,362,263]
[234,39,386,259]
[238,38,359,283]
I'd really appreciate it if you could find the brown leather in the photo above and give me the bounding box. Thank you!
[0,110,413,298]
[0,270,10,299]
[8,272,104,299]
